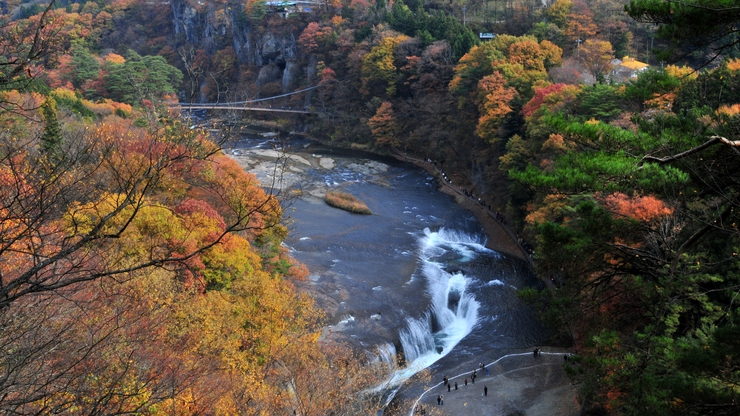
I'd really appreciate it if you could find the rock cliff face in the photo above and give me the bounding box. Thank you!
[170,0,303,95]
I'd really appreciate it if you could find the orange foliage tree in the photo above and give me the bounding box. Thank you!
[600,192,673,222]
[476,71,519,143]
[451,35,562,145]
[565,0,599,47]
[299,22,322,52]
[368,101,401,148]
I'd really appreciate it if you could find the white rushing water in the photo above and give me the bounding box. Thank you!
[377,227,489,392]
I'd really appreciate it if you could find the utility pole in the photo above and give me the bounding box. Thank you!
[463,6,467,25]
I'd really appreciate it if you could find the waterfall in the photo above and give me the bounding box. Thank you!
[373,342,398,374]
[380,228,485,389]
[398,268,480,367]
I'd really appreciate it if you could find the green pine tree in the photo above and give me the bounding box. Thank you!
[40,97,62,159]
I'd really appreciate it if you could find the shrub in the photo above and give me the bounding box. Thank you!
[324,190,372,214]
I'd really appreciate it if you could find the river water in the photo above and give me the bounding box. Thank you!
[227,136,549,411]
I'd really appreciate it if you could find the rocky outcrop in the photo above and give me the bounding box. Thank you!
[171,0,303,91]
[256,64,282,87]
[171,0,220,52]
[282,61,301,92]
[255,31,298,66]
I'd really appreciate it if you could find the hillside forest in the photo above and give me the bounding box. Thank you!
[1,0,740,413]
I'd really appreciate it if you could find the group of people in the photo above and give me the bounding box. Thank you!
[519,237,535,256]
[424,365,490,410]
[495,211,506,224]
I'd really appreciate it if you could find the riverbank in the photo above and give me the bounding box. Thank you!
[389,151,533,265]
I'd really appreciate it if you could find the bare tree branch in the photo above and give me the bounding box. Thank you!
[641,135,740,165]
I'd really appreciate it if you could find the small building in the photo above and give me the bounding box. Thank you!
[610,56,649,83]
[265,1,297,18]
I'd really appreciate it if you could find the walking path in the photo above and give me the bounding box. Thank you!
[391,151,535,269]
[408,350,579,416]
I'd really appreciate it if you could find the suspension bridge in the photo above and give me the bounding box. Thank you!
[173,84,321,114]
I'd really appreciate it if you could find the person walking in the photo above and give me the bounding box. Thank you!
[464,378,468,387]
[455,381,458,390]
[484,386,488,396]
[437,395,441,405]
[440,395,444,405]
[448,382,451,392]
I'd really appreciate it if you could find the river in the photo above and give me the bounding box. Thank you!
[226,135,551,413]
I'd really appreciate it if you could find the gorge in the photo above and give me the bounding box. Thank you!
[3,0,739,411]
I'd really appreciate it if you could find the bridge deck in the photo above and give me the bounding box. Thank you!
[178,105,313,114]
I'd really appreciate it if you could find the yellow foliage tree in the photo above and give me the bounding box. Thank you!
[578,39,614,80]
[361,34,410,96]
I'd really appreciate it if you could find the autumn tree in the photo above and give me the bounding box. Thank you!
[544,0,572,28]
[476,71,519,143]
[565,0,599,48]
[299,22,322,52]
[451,35,561,102]
[451,35,562,144]
[361,33,410,97]
[368,101,400,148]
[0,98,335,412]
[448,42,505,95]
[578,39,614,82]
[0,0,61,109]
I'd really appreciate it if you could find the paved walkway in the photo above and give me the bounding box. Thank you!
[408,351,580,416]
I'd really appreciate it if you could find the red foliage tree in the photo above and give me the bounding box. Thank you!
[521,83,568,118]
[299,22,321,52]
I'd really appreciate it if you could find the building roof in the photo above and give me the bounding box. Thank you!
[618,56,649,71]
